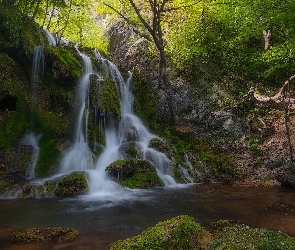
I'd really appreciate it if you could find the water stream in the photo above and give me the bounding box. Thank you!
[0,185,294,249]
[19,46,44,179]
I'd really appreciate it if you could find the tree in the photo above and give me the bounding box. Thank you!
[103,0,200,125]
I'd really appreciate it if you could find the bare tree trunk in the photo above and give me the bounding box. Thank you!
[283,81,293,162]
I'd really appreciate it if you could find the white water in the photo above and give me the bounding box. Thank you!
[54,47,177,197]
[89,52,177,195]
[21,46,44,179]
[59,50,94,173]
[43,28,56,46]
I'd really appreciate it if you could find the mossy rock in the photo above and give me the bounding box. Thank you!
[45,46,82,82]
[209,220,295,250]
[131,69,156,128]
[35,136,60,178]
[109,215,210,250]
[3,145,34,178]
[55,172,88,196]
[11,227,78,243]
[98,77,121,120]
[149,138,173,158]
[18,184,36,199]
[106,159,163,189]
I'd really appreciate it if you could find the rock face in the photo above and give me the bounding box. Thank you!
[107,20,295,188]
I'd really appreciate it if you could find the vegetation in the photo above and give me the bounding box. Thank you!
[109,215,210,250]
[11,227,78,243]
[98,77,121,120]
[109,216,295,250]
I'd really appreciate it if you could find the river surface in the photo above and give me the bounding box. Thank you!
[0,184,295,249]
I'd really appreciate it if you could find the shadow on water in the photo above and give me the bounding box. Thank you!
[0,184,295,249]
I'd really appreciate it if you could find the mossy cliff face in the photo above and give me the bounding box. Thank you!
[0,4,83,181]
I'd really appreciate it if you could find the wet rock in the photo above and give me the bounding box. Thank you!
[106,159,163,189]
[3,145,34,179]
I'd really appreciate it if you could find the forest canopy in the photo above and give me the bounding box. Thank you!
[9,0,295,97]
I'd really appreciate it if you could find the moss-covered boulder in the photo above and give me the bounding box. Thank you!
[11,227,78,243]
[16,172,88,199]
[109,215,210,250]
[54,172,88,196]
[209,220,295,250]
[106,159,163,189]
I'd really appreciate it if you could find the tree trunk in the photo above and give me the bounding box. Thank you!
[158,47,176,125]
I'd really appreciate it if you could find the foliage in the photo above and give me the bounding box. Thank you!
[11,227,78,243]
[166,0,295,97]
[109,215,210,250]
[15,0,108,51]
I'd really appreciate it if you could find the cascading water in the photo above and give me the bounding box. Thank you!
[20,46,44,179]
[43,28,56,46]
[59,49,94,173]
[88,51,177,195]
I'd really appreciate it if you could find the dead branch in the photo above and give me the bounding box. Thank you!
[250,74,295,109]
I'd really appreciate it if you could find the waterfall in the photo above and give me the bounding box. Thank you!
[20,46,44,179]
[59,49,94,173]
[43,28,56,46]
[88,51,177,194]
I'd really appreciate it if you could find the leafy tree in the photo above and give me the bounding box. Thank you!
[102,0,201,124]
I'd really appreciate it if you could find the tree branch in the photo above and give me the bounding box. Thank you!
[103,2,152,42]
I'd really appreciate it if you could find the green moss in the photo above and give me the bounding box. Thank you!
[149,138,172,159]
[98,77,121,120]
[47,46,82,80]
[35,136,60,178]
[18,184,36,199]
[209,220,295,250]
[131,69,156,128]
[125,143,140,158]
[11,227,78,243]
[44,180,57,196]
[41,112,68,136]
[55,172,88,196]
[106,159,163,189]
[109,215,210,250]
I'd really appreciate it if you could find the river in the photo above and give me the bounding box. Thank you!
[0,184,294,249]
